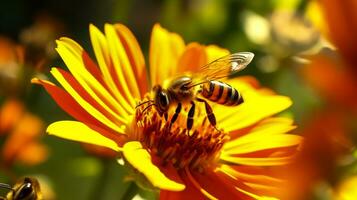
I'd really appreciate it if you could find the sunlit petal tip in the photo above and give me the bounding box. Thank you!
[103,23,112,31]
[49,67,61,76]
[31,78,54,86]
[30,78,41,84]
[205,45,230,62]
[89,23,104,39]
[89,23,97,30]
[104,23,115,35]
[153,23,163,29]
[151,24,166,37]
[123,141,185,191]
[152,23,173,36]
[113,23,129,30]
[58,37,71,42]
[58,37,83,52]
[55,39,70,49]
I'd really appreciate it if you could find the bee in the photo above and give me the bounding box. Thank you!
[138,52,254,131]
[0,177,42,200]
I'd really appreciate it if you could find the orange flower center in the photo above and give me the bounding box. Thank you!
[131,99,230,172]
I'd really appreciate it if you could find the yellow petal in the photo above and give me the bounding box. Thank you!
[218,165,284,185]
[222,134,302,155]
[205,45,230,63]
[56,38,132,118]
[219,96,292,132]
[89,24,134,112]
[176,42,207,74]
[114,24,149,97]
[149,24,185,86]
[50,68,124,133]
[223,117,297,151]
[47,121,121,152]
[122,141,185,191]
[235,187,278,200]
[216,80,292,131]
[220,155,295,166]
[104,24,139,107]
[217,165,281,200]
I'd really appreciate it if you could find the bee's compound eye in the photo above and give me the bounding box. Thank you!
[159,92,169,107]
[16,183,35,200]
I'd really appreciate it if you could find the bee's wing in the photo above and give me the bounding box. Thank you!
[187,52,254,87]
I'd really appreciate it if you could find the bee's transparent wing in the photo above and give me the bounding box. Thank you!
[187,52,254,87]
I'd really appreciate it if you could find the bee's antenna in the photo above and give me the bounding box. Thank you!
[0,183,14,192]
[141,103,156,114]
[135,100,154,109]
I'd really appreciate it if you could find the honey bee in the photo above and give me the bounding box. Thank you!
[138,52,254,131]
[0,177,42,200]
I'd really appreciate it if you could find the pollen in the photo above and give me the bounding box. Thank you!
[131,100,230,172]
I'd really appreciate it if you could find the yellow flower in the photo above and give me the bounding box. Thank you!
[32,23,302,199]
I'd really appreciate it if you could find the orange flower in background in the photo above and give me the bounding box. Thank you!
[0,37,25,95]
[278,111,351,200]
[302,53,357,112]
[0,99,48,167]
[320,0,357,74]
[302,0,357,111]
[284,0,357,199]
[33,23,302,199]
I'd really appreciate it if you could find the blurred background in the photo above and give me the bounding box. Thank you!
[0,0,356,199]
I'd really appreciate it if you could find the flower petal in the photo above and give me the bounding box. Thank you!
[149,24,185,86]
[47,121,121,152]
[222,134,302,155]
[160,171,205,200]
[215,166,279,199]
[50,67,124,133]
[53,67,127,125]
[223,117,300,154]
[114,24,148,97]
[190,168,255,200]
[32,78,117,134]
[122,141,185,191]
[220,155,295,166]
[89,24,133,111]
[105,24,139,106]
[56,38,132,116]
[58,37,105,84]
[218,165,284,197]
[216,80,292,131]
[176,43,207,74]
[205,45,230,63]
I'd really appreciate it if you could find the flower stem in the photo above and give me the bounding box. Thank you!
[121,182,139,200]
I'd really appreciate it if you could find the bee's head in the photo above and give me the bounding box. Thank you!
[153,85,170,115]
[12,177,40,200]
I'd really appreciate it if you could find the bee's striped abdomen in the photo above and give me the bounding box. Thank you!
[201,81,243,106]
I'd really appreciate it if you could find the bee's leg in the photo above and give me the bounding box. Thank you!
[187,101,195,132]
[164,112,168,121]
[196,98,217,128]
[170,103,182,128]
